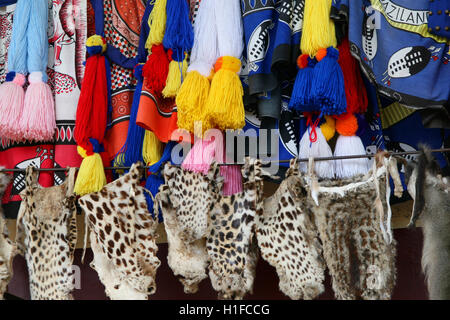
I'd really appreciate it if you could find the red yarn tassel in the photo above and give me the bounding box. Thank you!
[74,54,108,151]
[338,37,368,114]
[142,44,170,94]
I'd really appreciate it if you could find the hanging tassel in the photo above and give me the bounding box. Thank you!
[114,64,146,168]
[311,47,347,116]
[289,55,318,112]
[145,141,176,222]
[320,115,336,141]
[334,113,370,179]
[203,56,244,131]
[73,35,109,196]
[142,0,170,95]
[19,72,56,141]
[74,144,107,195]
[145,0,167,50]
[298,115,335,179]
[176,0,218,133]
[162,49,188,98]
[0,73,26,141]
[182,137,217,174]
[162,0,194,98]
[142,130,163,166]
[337,37,368,114]
[142,44,171,94]
[300,0,336,57]
[203,0,244,131]
[0,0,30,141]
[18,0,55,142]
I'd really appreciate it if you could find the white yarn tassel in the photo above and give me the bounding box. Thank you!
[299,127,335,179]
[214,0,244,58]
[334,135,370,179]
[188,0,219,76]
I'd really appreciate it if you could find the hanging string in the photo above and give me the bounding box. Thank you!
[1,148,450,173]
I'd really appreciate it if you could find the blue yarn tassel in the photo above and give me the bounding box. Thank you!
[163,0,194,52]
[114,64,145,168]
[289,56,318,112]
[311,47,347,116]
[145,141,176,222]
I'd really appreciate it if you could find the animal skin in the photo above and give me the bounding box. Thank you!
[0,169,15,300]
[405,146,450,300]
[255,158,325,300]
[155,163,224,294]
[15,167,78,300]
[78,163,160,300]
[206,158,270,300]
[304,153,402,300]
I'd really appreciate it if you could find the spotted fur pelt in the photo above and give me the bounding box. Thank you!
[304,154,402,300]
[405,146,450,300]
[206,158,270,300]
[255,158,325,300]
[15,167,78,300]
[155,163,224,294]
[78,163,160,300]
[0,169,15,300]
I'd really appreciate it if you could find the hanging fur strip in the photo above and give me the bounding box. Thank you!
[155,162,224,293]
[405,146,450,300]
[15,167,78,300]
[78,163,160,300]
[305,153,403,300]
[0,169,16,300]
[255,158,325,300]
[206,158,270,300]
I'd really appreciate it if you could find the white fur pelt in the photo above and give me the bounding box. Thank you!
[405,146,450,300]
[0,169,15,300]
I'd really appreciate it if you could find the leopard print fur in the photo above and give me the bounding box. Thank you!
[15,167,78,300]
[255,158,325,300]
[206,158,270,300]
[155,163,223,294]
[163,163,224,243]
[304,155,402,300]
[0,169,16,300]
[78,163,160,300]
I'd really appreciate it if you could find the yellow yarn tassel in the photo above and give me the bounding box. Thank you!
[203,56,245,131]
[142,130,163,166]
[145,0,167,49]
[74,146,107,196]
[162,55,188,98]
[300,0,336,56]
[320,115,336,141]
[176,70,211,133]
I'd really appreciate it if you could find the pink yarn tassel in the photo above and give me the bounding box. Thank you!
[0,74,26,141]
[182,135,243,195]
[221,164,243,196]
[182,138,216,174]
[19,72,56,142]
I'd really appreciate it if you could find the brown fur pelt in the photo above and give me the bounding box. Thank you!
[206,158,272,300]
[405,145,450,300]
[304,154,402,300]
[78,163,160,300]
[0,169,15,300]
[155,163,224,294]
[15,167,78,300]
[255,158,325,300]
